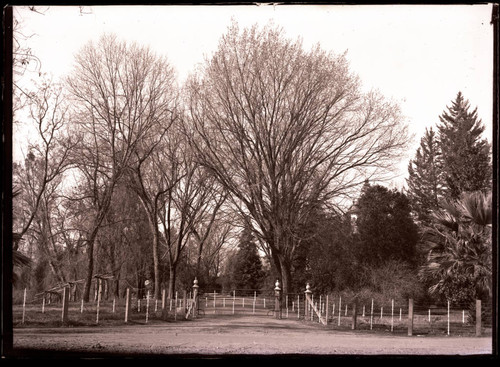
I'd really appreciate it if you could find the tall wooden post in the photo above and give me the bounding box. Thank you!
[162,288,166,310]
[476,299,482,337]
[325,295,329,325]
[274,280,281,319]
[304,283,312,320]
[408,298,414,336]
[145,291,150,323]
[61,286,70,325]
[124,288,131,323]
[370,298,374,330]
[351,302,358,330]
[22,288,27,324]
[96,279,102,324]
[391,299,394,332]
[192,278,199,319]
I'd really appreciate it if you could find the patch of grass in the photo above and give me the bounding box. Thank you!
[12,300,190,328]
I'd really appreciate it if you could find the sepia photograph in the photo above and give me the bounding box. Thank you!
[3,3,496,358]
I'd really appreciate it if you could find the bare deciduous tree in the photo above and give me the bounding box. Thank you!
[158,130,223,298]
[187,22,411,293]
[66,34,177,301]
[13,79,74,247]
[125,99,179,299]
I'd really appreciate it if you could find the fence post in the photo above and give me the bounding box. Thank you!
[370,298,374,330]
[62,286,69,325]
[162,288,166,310]
[338,296,342,326]
[22,288,27,324]
[351,301,357,330]
[297,294,300,319]
[274,280,281,319]
[447,300,450,336]
[391,299,394,332]
[325,295,329,325]
[476,299,482,336]
[213,290,216,312]
[124,288,130,323]
[408,298,414,336]
[145,290,150,324]
[96,279,101,324]
[286,294,289,318]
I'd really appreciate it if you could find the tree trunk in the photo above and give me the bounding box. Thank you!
[151,221,161,300]
[277,254,292,296]
[82,233,97,302]
[114,279,120,299]
[168,264,176,300]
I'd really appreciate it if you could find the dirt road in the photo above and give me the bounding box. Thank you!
[10,315,493,357]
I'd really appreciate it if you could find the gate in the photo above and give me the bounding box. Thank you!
[187,279,311,320]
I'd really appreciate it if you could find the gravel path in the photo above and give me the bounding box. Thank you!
[10,315,493,357]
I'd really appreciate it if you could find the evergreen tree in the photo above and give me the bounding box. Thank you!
[437,92,491,200]
[407,127,445,224]
[305,210,359,293]
[355,183,419,266]
[229,227,265,294]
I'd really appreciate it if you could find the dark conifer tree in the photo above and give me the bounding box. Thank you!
[407,127,445,224]
[230,226,265,294]
[355,183,419,266]
[437,92,491,200]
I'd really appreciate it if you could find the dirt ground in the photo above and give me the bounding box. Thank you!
[9,314,493,358]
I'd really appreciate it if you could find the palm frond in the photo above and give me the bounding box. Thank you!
[459,191,492,226]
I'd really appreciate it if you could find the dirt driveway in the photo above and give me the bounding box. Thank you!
[10,314,493,357]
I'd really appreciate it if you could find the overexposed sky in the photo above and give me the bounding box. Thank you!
[12,4,495,188]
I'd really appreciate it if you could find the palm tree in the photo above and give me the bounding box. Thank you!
[419,191,492,307]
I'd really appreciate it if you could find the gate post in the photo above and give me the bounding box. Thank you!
[274,280,281,319]
[61,286,70,325]
[476,299,482,336]
[192,278,199,319]
[304,283,312,320]
[408,298,414,336]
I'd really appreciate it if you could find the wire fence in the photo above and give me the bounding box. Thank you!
[12,284,492,337]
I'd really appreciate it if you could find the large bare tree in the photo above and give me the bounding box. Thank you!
[126,119,180,299]
[66,34,177,301]
[13,79,75,252]
[187,23,411,293]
